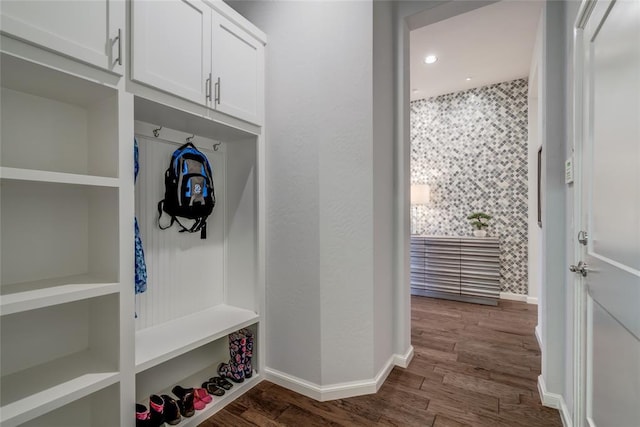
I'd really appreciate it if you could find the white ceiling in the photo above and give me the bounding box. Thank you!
[410,1,543,101]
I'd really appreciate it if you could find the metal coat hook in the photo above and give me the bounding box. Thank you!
[186,134,195,143]
[152,126,162,137]
[213,142,222,151]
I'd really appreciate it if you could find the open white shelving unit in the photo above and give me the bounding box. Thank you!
[1,1,265,424]
[0,279,119,316]
[16,383,121,427]
[0,52,133,426]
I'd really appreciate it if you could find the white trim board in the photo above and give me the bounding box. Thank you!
[500,292,527,302]
[393,345,414,368]
[265,348,412,402]
[538,375,573,427]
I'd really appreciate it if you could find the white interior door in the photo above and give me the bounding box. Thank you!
[577,1,640,426]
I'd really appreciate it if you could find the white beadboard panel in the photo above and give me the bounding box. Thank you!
[134,130,226,330]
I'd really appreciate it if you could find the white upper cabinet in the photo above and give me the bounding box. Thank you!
[211,10,264,125]
[130,0,265,126]
[131,0,212,106]
[0,0,125,75]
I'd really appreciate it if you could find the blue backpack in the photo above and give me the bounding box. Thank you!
[157,142,215,239]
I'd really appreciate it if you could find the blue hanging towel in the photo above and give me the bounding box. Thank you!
[134,138,148,294]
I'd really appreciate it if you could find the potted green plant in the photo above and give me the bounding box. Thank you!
[467,212,492,237]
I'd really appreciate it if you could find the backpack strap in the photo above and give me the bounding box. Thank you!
[157,200,175,230]
[158,200,208,239]
[178,216,208,239]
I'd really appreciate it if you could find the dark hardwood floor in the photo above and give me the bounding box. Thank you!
[201,296,562,426]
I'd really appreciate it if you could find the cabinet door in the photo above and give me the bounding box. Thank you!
[211,11,264,125]
[131,0,211,106]
[0,0,124,75]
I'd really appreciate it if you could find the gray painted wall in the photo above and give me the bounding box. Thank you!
[229,0,397,387]
[373,0,396,373]
[316,1,375,385]
[410,79,530,295]
[228,0,324,384]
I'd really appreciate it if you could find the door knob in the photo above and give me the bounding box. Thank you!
[569,261,588,277]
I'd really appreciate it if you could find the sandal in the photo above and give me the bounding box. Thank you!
[209,376,233,390]
[201,381,225,396]
[194,387,213,404]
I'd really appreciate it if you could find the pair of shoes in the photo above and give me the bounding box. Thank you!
[201,381,225,396]
[171,386,195,418]
[218,328,254,383]
[210,376,233,390]
[172,385,212,413]
[194,387,213,408]
[135,395,167,427]
[201,376,232,396]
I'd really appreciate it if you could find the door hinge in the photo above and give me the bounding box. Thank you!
[578,230,588,246]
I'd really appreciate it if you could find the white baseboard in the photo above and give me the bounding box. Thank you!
[538,375,573,427]
[265,352,399,401]
[393,345,414,368]
[559,398,572,427]
[500,292,537,305]
[500,292,528,302]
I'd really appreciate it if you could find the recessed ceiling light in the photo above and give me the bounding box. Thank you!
[412,89,419,93]
[466,77,472,81]
[424,55,438,64]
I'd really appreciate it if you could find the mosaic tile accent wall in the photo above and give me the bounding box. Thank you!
[410,78,529,294]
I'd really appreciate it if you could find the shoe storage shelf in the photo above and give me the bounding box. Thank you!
[136,326,260,426]
[0,53,132,426]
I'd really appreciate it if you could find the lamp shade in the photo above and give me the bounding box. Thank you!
[411,184,430,204]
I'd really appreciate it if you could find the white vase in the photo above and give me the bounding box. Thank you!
[473,229,487,237]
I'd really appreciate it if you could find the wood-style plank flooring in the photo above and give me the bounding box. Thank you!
[201,296,562,426]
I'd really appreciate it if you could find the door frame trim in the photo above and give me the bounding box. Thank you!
[572,2,598,427]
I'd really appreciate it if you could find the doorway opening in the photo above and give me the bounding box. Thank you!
[408,1,542,310]
[403,2,556,423]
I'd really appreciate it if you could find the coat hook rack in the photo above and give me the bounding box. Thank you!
[213,142,222,151]
[186,134,195,143]
[152,126,163,137]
